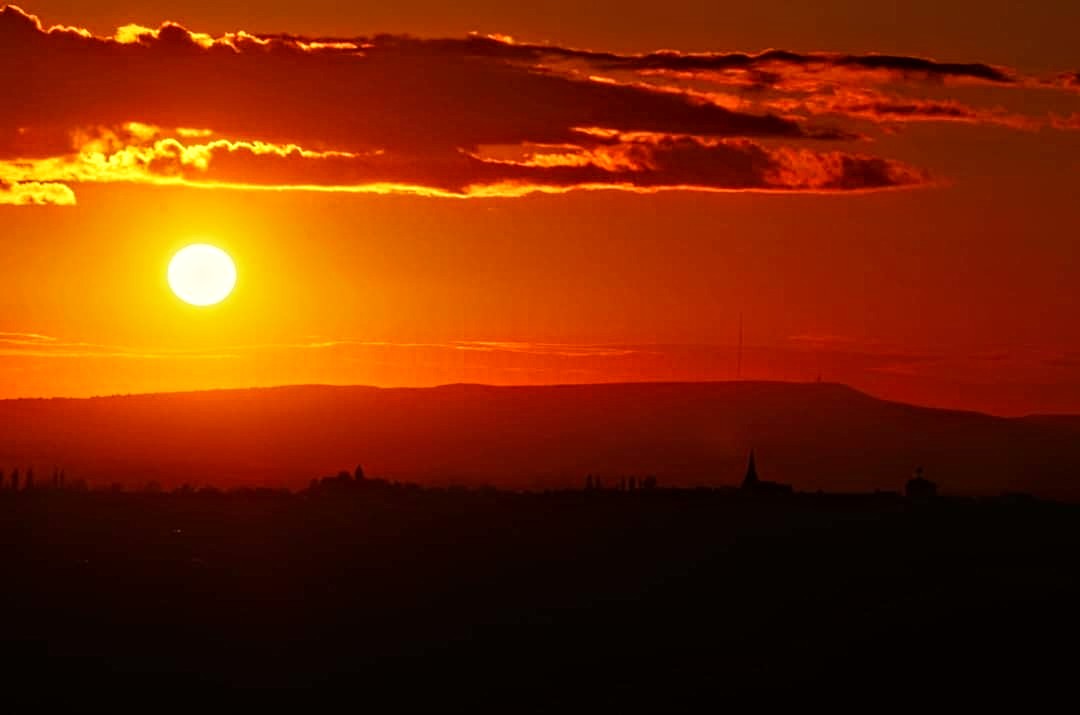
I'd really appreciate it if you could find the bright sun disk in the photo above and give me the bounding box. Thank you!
[168,244,237,307]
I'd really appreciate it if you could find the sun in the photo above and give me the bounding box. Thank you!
[168,244,237,307]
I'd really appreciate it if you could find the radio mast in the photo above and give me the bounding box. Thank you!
[736,312,743,381]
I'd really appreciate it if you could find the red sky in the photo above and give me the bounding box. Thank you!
[2,1,1079,415]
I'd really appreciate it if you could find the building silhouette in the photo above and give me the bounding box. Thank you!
[905,466,938,499]
[742,450,760,489]
[740,450,792,495]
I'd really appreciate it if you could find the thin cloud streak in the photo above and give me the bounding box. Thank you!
[0,332,649,361]
[0,332,241,359]
[7,332,1078,382]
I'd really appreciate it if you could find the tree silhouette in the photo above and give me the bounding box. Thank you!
[354,464,366,481]
[11,469,19,491]
[25,468,33,491]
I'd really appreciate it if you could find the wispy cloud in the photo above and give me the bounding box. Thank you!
[0,331,650,361]
[0,332,240,359]
[0,331,60,342]
[452,341,645,357]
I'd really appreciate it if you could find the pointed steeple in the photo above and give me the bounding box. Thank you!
[742,449,759,488]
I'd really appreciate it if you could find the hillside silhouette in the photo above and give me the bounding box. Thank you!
[2,381,1079,498]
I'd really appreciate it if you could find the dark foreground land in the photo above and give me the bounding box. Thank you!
[2,485,1079,708]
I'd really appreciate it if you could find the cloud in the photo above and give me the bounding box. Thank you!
[0,330,645,361]
[1045,354,1080,369]
[1,4,1074,203]
[0,331,237,358]
[453,341,643,357]
[0,331,60,343]
[0,6,809,150]
[0,179,75,205]
[968,351,1012,362]
[828,99,1033,129]
[0,123,926,196]
[1051,113,1080,130]
[788,334,864,346]
[1053,72,1080,91]
[447,39,1019,86]
[765,87,1041,130]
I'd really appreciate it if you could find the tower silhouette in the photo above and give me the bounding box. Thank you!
[736,312,744,381]
[739,449,792,494]
[742,449,759,488]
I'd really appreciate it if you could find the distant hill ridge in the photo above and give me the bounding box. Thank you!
[1,381,1078,498]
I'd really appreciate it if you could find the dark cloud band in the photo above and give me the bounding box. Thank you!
[2,4,1072,205]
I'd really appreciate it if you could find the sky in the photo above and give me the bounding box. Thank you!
[1,1,1079,415]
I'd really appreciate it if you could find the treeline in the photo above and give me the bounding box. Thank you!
[0,462,666,497]
[0,467,87,492]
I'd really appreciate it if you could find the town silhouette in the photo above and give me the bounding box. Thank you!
[3,443,1078,706]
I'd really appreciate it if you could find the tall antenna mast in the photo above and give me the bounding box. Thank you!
[736,312,743,381]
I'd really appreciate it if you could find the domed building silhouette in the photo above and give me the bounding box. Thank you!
[905,466,938,499]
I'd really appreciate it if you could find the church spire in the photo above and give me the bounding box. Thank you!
[743,449,759,487]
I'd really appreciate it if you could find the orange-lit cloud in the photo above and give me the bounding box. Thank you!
[1051,113,1080,130]
[0,123,926,196]
[1,4,1076,204]
[0,179,75,205]
[517,45,1020,85]
[764,87,1040,130]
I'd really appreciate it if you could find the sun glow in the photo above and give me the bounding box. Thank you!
[167,244,237,307]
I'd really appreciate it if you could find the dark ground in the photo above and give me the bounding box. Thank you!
[2,484,1079,708]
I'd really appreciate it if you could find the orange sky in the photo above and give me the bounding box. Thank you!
[2,2,1079,415]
